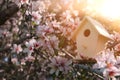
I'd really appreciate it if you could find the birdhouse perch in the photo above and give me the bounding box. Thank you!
[71,16,111,59]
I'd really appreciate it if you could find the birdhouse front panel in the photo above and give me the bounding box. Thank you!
[95,35,110,54]
[76,20,99,58]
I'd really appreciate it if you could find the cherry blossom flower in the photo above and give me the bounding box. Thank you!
[0,30,11,38]
[61,10,72,21]
[39,35,59,54]
[48,56,72,76]
[103,65,120,79]
[25,56,35,62]
[24,38,40,55]
[114,43,120,52]
[11,58,18,65]
[32,0,47,12]
[20,59,26,65]
[36,25,54,37]
[32,11,42,24]
[94,49,120,79]
[12,27,19,33]
[33,41,40,49]
[111,31,120,41]
[12,44,23,54]
[24,39,36,54]
[94,49,117,68]
[49,35,59,49]
[72,10,79,17]
[51,20,61,28]
[32,1,41,11]
[20,0,29,4]
[36,1,46,13]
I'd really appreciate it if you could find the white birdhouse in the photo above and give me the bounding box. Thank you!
[72,16,111,59]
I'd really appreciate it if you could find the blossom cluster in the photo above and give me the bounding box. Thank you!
[93,32,120,80]
[0,0,77,80]
[0,0,120,80]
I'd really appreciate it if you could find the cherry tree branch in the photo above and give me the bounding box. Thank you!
[0,1,19,25]
[74,64,104,80]
[0,35,34,52]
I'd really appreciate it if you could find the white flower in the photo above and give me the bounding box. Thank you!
[24,38,37,54]
[94,49,117,68]
[32,1,41,11]
[72,10,79,16]
[20,59,26,65]
[51,20,61,28]
[49,35,59,49]
[0,30,10,38]
[103,65,120,78]
[114,43,120,52]
[12,27,19,33]
[116,56,120,64]
[32,11,42,24]
[20,0,29,4]
[11,58,18,65]
[36,25,54,37]
[48,56,72,76]
[111,31,120,41]
[32,1,46,13]
[25,56,35,62]
[61,10,72,21]
[12,44,22,54]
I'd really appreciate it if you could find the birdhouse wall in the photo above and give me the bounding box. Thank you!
[95,35,109,55]
[76,21,99,58]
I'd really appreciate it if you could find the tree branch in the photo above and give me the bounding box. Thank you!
[0,35,34,52]
[0,2,19,25]
[74,64,104,79]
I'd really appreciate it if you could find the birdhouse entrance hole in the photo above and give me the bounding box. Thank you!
[84,29,90,37]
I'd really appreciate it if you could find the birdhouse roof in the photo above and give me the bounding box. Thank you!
[71,16,112,40]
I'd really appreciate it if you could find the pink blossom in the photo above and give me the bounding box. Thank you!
[51,20,61,28]
[12,27,19,33]
[0,30,10,38]
[36,25,54,37]
[103,65,120,78]
[24,39,36,54]
[39,35,59,54]
[24,38,40,54]
[72,10,79,17]
[94,49,117,68]
[12,44,23,54]
[114,43,120,52]
[61,10,72,21]
[33,41,40,49]
[32,1,47,12]
[116,56,120,64]
[11,58,18,64]
[24,42,34,54]
[94,49,120,78]
[25,56,35,62]
[111,32,120,41]
[49,35,59,49]
[48,56,72,76]
[20,0,29,4]
[32,11,42,24]
[20,59,26,65]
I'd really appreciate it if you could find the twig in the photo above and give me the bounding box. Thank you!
[0,35,33,52]
[62,49,97,64]
[74,64,104,80]
[62,49,76,59]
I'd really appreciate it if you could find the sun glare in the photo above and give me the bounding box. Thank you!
[97,0,120,19]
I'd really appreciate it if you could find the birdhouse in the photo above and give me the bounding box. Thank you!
[72,16,111,59]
